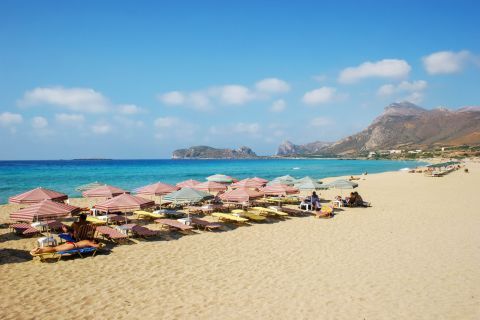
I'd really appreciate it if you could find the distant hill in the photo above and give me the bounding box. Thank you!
[277,102,480,156]
[277,140,332,156]
[172,146,258,159]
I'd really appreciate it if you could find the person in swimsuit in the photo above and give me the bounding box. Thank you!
[61,213,89,242]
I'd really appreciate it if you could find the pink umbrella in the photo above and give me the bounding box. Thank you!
[176,179,201,188]
[9,187,68,204]
[136,182,179,195]
[193,181,227,193]
[219,188,264,203]
[251,177,269,184]
[261,184,299,196]
[10,199,80,222]
[230,178,265,189]
[82,185,129,198]
[94,193,155,212]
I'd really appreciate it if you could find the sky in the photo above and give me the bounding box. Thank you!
[1,0,479,159]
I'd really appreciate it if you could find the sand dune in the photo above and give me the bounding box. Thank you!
[1,163,479,319]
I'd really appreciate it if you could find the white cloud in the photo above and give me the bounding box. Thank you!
[55,113,85,125]
[232,122,260,135]
[158,91,186,105]
[31,116,48,129]
[377,80,428,104]
[0,112,23,127]
[19,87,110,113]
[114,116,144,128]
[154,117,195,140]
[377,80,427,96]
[310,117,333,127]
[118,104,143,115]
[339,59,411,83]
[189,92,211,110]
[255,78,290,93]
[302,87,337,105]
[91,123,111,134]
[422,50,472,74]
[270,99,286,112]
[312,74,327,82]
[214,85,254,105]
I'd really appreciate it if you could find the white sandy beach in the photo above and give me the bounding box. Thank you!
[0,163,479,320]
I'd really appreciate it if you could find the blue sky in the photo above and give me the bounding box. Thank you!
[1,0,479,159]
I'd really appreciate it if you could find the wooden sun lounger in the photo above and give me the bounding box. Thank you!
[191,218,222,231]
[130,225,159,238]
[154,219,194,232]
[86,216,107,225]
[96,226,129,243]
[231,209,267,222]
[269,206,308,217]
[211,212,248,223]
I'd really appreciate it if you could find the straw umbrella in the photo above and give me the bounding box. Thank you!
[9,187,68,205]
[82,185,128,198]
[324,179,358,196]
[261,184,299,196]
[219,188,264,203]
[163,188,213,219]
[95,193,155,225]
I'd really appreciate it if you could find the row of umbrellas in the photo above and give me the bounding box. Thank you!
[8,174,358,222]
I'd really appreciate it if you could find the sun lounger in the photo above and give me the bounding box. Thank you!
[231,209,267,222]
[315,205,334,219]
[269,206,308,216]
[154,219,194,232]
[10,223,40,237]
[191,218,222,231]
[86,216,107,225]
[134,210,164,220]
[130,225,159,238]
[251,207,288,217]
[211,212,248,223]
[96,225,129,243]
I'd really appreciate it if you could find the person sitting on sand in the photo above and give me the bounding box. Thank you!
[30,240,103,256]
[311,191,321,210]
[347,192,357,207]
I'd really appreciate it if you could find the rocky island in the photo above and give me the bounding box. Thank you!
[172,146,258,159]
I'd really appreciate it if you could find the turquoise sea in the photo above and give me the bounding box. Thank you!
[0,159,427,203]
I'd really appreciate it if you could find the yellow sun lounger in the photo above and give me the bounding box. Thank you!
[86,216,107,225]
[212,212,248,223]
[251,207,288,216]
[134,210,164,219]
[231,209,267,222]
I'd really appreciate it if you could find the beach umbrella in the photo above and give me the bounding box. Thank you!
[267,178,295,186]
[193,181,227,193]
[9,187,68,205]
[10,199,80,222]
[135,182,179,195]
[325,179,358,189]
[219,188,264,203]
[176,179,201,188]
[82,185,129,198]
[163,188,213,204]
[94,193,155,212]
[251,177,268,184]
[75,181,106,192]
[295,180,329,191]
[261,184,299,196]
[295,176,319,184]
[206,174,234,184]
[230,178,265,189]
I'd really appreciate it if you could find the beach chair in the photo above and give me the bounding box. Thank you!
[86,215,107,225]
[315,205,334,219]
[251,207,288,217]
[9,223,40,237]
[130,225,159,238]
[190,218,222,231]
[211,212,248,224]
[154,219,194,233]
[134,210,164,220]
[231,209,267,222]
[269,206,308,217]
[96,225,129,243]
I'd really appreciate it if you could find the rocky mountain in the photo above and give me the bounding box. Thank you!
[172,146,258,159]
[278,102,480,156]
[277,140,332,156]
